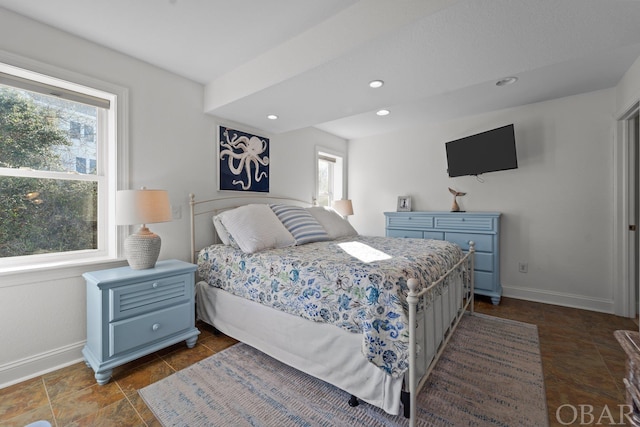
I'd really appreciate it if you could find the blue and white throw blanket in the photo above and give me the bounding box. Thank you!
[197,235,464,377]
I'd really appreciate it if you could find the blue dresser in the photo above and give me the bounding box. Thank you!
[82,259,200,384]
[384,211,502,304]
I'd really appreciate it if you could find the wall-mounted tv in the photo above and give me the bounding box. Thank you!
[445,124,518,177]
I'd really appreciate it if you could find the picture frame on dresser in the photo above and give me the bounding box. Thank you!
[397,196,412,212]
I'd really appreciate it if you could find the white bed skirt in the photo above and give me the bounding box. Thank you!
[195,281,405,415]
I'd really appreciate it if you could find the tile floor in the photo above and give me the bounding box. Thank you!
[0,297,637,426]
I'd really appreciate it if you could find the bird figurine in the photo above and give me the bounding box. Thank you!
[448,187,466,212]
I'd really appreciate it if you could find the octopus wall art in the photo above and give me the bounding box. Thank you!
[218,126,269,192]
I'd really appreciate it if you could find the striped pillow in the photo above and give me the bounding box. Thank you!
[270,204,331,245]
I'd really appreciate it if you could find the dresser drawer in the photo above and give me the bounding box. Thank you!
[110,302,192,356]
[386,215,434,229]
[423,231,444,240]
[110,273,191,321]
[444,232,493,253]
[474,271,494,291]
[474,252,494,272]
[434,216,495,231]
[387,229,423,238]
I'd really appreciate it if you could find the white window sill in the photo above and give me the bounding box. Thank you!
[0,257,128,288]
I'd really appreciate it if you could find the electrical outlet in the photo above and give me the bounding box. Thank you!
[518,262,528,273]
[171,205,182,220]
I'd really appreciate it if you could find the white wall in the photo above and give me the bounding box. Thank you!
[617,54,640,115]
[271,126,347,202]
[349,89,617,312]
[0,9,345,387]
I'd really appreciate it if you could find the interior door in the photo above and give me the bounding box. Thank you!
[633,113,640,315]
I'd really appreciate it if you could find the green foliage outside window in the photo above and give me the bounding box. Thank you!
[0,89,98,258]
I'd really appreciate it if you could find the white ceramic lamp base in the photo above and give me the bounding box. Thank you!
[124,226,161,270]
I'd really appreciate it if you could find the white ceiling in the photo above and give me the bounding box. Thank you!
[2,0,640,139]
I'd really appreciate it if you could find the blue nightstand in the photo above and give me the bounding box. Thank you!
[82,259,200,384]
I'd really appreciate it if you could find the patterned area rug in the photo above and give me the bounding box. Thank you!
[139,313,548,426]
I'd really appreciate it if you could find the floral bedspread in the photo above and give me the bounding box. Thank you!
[197,235,464,377]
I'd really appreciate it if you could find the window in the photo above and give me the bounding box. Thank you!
[0,59,125,270]
[70,120,81,139]
[84,124,94,142]
[76,157,87,174]
[316,148,345,208]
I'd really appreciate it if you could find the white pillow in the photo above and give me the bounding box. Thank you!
[306,206,358,240]
[218,204,295,253]
[212,215,231,245]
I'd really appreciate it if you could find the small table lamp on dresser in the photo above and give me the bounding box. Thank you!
[333,199,354,219]
[116,187,171,269]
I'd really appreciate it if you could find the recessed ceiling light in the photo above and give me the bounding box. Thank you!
[376,109,390,116]
[369,80,384,88]
[496,76,518,87]
[267,114,278,120]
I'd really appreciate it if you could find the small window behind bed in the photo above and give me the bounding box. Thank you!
[316,148,344,208]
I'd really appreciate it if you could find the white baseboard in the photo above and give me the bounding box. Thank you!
[0,341,85,389]
[502,285,616,315]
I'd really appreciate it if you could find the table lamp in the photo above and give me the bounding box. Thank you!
[116,188,171,269]
[332,199,354,218]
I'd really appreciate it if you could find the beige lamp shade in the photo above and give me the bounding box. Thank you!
[116,189,171,225]
[116,189,171,270]
[333,199,354,217]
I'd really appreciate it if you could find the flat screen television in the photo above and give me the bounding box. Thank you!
[445,124,518,177]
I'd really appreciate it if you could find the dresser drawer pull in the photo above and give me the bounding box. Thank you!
[152,282,159,289]
[152,323,161,331]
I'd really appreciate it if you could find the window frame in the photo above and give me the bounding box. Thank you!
[315,146,346,208]
[0,51,129,274]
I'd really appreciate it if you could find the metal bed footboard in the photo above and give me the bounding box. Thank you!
[406,241,475,427]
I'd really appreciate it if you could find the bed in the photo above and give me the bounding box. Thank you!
[189,195,475,426]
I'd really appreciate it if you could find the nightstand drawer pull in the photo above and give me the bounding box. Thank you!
[152,282,159,288]
[152,323,160,331]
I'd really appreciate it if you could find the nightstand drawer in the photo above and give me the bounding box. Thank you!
[434,216,495,231]
[110,273,190,321]
[110,302,192,356]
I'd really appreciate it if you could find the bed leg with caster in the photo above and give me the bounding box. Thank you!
[401,390,411,418]
[348,395,359,407]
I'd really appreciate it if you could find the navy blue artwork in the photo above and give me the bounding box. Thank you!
[218,126,269,192]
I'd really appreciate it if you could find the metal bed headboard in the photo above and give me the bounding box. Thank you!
[188,193,314,263]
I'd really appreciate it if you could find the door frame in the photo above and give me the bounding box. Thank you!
[614,101,640,317]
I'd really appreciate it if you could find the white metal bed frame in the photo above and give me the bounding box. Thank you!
[189,194,475,427]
